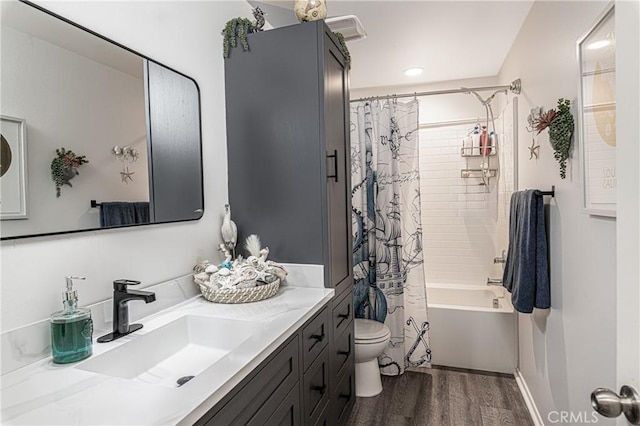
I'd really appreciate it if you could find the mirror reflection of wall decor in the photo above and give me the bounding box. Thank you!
[578,3,616,217]
[0,1,204,239]
[51,148,88,197]
[0,115,28,220]
[111,145,140,184]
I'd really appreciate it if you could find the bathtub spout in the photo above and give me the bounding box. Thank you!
[493,250,507,264]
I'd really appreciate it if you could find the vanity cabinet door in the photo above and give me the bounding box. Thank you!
[313,404,331,426]
[328,290,355,425]
[303,348,330,425]
[196,335,300,426]
[333,365,356,426]
[255,384,301,426]
[302,307,329,372]
[331,290,353,340]
[323,30,353,299]
[332,327,354,380]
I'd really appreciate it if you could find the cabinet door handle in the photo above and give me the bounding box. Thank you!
[311,384,327,395]
[336,305,350,328]
[310,332,325,342]
[338,348,351,358]
[338,392,351,399]
[326,150,338,182]
[309,332,325,351]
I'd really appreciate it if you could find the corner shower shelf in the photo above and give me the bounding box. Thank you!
[460,146,497,157]
[461,168,498,179]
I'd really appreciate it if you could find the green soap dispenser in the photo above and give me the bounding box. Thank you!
[50,276,93,364]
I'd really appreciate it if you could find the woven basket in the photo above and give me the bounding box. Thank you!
[194,275,280,304]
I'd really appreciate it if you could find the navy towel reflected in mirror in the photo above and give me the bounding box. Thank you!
[100,202,150,227]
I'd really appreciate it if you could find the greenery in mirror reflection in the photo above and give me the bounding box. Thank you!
[51,148,88,197]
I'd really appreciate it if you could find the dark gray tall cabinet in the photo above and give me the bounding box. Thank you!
[225,20,355,425]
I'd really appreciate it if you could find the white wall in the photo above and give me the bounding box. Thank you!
[498,1,616,423]
[0,1,253,332]
[1,25,148,237]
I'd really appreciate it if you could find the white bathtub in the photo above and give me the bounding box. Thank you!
[427,283,517,374]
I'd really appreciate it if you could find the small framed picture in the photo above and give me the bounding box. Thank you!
[0,115,29,220]
[577,3,616,217]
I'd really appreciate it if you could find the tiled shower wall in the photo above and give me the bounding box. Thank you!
[419,98,516,286]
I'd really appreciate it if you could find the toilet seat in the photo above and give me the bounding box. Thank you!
[355,319,390,344]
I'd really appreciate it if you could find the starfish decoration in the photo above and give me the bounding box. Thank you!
[120,166,135,183]
[528,139,540,160]
[526,107,544,160]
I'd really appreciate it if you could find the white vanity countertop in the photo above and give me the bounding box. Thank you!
[0,285,334,425]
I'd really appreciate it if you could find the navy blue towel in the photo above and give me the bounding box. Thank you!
[100,202,150,227]
[502,190,550,313]
[133,202,150,224]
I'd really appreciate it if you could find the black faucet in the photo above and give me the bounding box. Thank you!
[97,279,156,343]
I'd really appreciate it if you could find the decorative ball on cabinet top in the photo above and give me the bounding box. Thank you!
[294,0,327,23]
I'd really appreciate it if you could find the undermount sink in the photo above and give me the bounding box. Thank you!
[77,315,262,388]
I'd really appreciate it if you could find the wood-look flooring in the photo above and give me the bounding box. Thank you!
[347,366,534,426]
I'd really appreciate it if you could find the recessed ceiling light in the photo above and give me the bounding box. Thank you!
[403,67,424,77]
[587,40,611,50]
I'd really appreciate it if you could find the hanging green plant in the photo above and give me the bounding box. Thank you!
[532,98,574,179]
[222,17,257,58]
[51,148,88,197]
[548,99,574,179]
[333,32,351,69]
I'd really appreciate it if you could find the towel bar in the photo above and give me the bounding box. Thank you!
[535,185,555,197]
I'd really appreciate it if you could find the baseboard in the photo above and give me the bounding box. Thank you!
[514,368,545,426]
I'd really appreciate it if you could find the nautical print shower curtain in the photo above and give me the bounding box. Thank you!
[350,99,431,375]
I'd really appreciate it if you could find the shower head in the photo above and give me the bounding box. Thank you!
[509,79,522,95]
[463,79,521,107]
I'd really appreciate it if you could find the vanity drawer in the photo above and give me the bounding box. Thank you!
[313,403,331,426]
[333,365,356,426]
[255,383,301,426]
[302,307,329,371]
[198,334,299,426]
[331,291,353,341]
[331,326,354,380]
[303,348,330,425]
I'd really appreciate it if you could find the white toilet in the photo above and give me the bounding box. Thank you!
[354,318,391,397]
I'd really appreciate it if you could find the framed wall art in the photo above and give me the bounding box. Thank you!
[0,115,28,219]
[577,3,616,217]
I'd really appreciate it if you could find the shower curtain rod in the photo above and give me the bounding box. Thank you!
[350,78,521,103]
